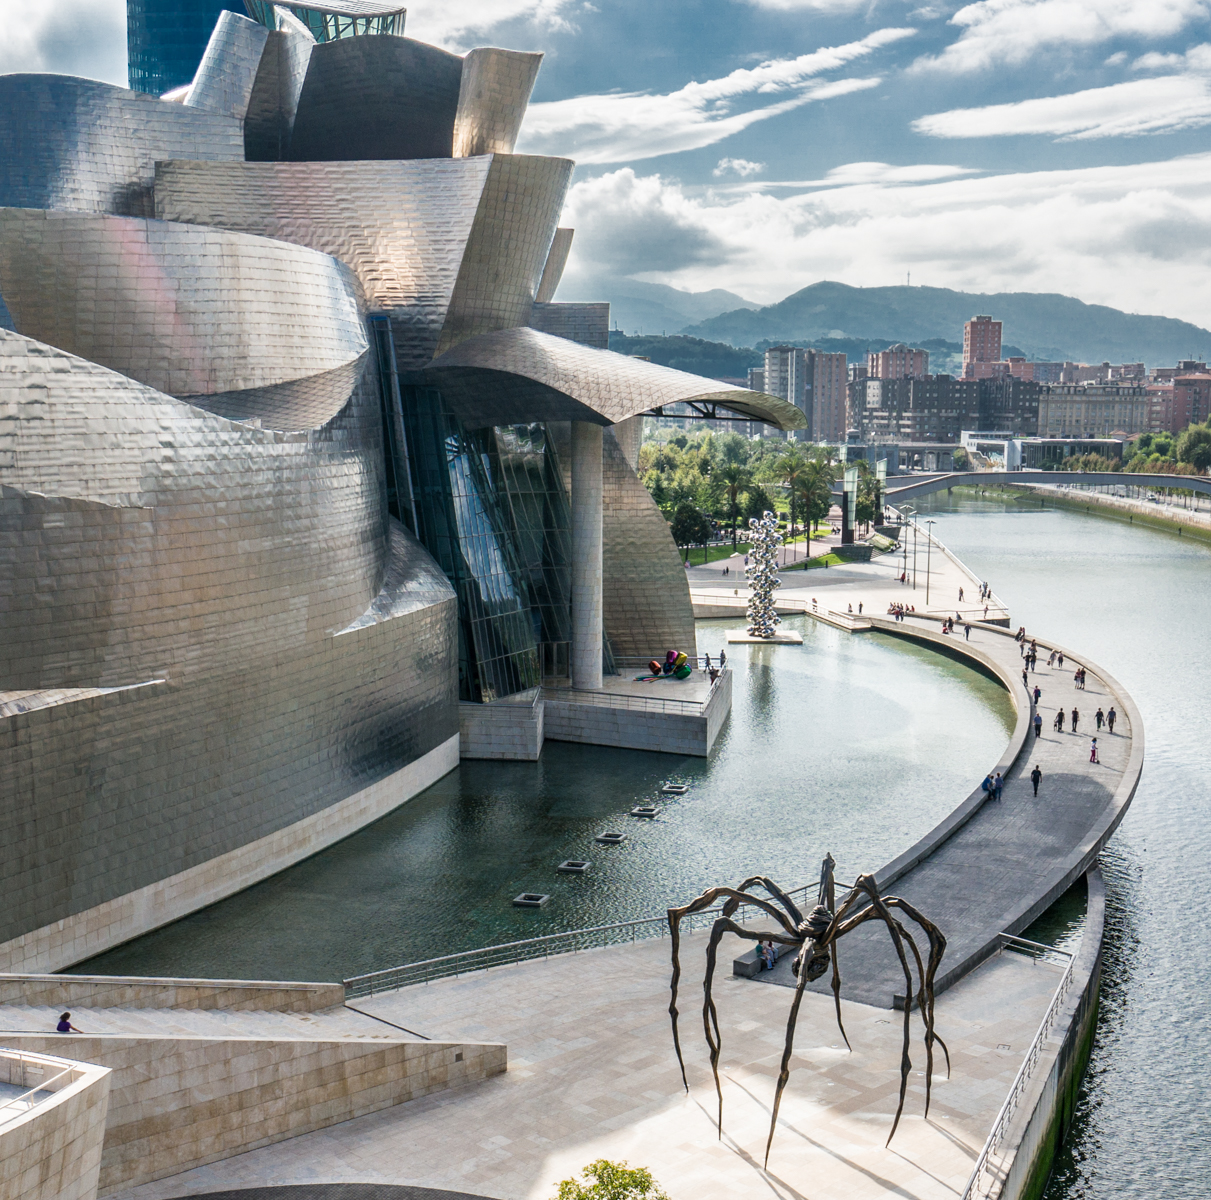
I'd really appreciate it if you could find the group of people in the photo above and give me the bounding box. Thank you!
[1073,667,1088,689]
[939,615,971,639]
[887,603,916,620]
[978,581,992,600]
[981,771,1005,801]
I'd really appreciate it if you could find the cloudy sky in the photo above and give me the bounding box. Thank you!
[7,0,1211,325]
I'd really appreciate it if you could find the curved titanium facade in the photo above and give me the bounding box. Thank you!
[289,36,463,161]
[154,156,496,366]
[0,329,457,968]
[0,210,367,415]
[0,76,243,217]
[184,10,271,118]
[2,9,771,970]
[424,327,808,429]
[453,49,544,158]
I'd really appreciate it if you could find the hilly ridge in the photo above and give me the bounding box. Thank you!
[680,282,1211,368]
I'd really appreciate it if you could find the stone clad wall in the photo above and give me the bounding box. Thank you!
[0,976,344,1012]
[4,1035,506,1196]
[0,1050,111,1200]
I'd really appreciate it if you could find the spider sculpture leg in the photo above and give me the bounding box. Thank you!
[668,887,799,1090]
[829,875,939,1144]
[762,945,814,1169]
[700,918,801,1137]
[883,896,951,1086]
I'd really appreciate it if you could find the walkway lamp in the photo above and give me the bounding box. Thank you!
[925,519,936,606]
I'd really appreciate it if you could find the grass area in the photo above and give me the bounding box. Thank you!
[683,542,750,566]
[783,552,846,571]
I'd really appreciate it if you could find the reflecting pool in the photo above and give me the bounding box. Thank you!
[75,616,1013,982]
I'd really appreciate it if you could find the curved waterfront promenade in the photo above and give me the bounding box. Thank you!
[759,612,1143,1007]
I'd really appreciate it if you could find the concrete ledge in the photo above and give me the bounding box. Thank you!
[0,735,461,975]
[459,689,543,761]
[0,976,344,1013]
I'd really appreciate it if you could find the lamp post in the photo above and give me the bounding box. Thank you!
[901,504,915,588]
[925,519,936,607]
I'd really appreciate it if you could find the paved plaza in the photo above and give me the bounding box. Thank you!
[113,932,1061,1200]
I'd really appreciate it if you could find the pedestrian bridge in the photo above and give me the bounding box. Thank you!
[846,469,1211,504]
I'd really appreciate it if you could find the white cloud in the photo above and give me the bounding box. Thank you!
[715,157,767,176]
[912,0,1211,74]
[915,75,1211,138]
[1133,41,1211,69]
[557,155,1211,328]
[405,0,582,51]
[0,0,126,85]
[516,28,914,162]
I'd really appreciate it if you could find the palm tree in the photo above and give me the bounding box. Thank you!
[796,455,836,559]
[770,446,809,547]
[717,462,753,547]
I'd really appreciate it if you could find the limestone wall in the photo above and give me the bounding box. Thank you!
[0,977,343,1013]
[4,1035,505,1195]
[0,1049,111,1200]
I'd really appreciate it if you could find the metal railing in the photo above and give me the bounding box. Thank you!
[541,661,730,716]
[344,885,812,998]
[960,935,1077,1200]
[0,1049,73,1132]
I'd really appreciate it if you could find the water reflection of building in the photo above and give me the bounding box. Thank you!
[0,5,803,973]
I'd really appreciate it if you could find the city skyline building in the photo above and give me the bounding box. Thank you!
[963,314,1002,378]
[868,342,928,380]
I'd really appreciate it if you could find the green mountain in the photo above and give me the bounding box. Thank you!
[682,281,1211,367]
[561,278,758,336]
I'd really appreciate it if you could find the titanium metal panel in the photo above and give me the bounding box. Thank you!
[0,328,458,946]
[184,9,271,119]
[243,19,315,160]
[453,48,543,157]
[155,157,492,367]
[529,302,610,349]
[0,75,243,217]
[436,154,573,355]
[0,210,367,416]
[423,327,808,429]
[535,227,573,303]
[289,36,463,161]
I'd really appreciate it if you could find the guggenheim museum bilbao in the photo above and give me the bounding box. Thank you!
[0,1,802,974]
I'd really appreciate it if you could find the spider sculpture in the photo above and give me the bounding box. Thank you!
[667,854,949,1167]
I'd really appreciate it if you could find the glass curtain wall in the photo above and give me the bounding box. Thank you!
[245,2,404,39]
[400,388,543,702]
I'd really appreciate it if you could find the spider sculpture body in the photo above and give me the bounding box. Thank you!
[667,855,949,1166]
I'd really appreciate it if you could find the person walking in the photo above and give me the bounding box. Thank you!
[1107,705,1117,733]
[1030,765,1042,796]
[993,772,1004,801]
[1054,710,1064,732]
[1090,738,1099,764]
[56,1012,83,1033]
[1022,667,1029,688]
[984,604,989,619]
[959,586,964,602]
[1032,684,1041,705]
[1057,651,1064,669]
[858,601,863,615]
[1096,707,1104,730]
[1071,706,1080,732]
[1033,711,1043,738]
[1048,649,1057,668]
[964,623,971,640]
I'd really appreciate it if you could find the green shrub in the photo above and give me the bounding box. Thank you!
[555,1159,671,1200]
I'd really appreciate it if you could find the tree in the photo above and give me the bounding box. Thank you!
[717,461,753,546]
[743,483,776,522]
[952,445,971,471]
[796,455,836,557]
[556,1159,670,1200]
[768,446,809,539]
[1176,425,1211,471]
[671,501,713,557]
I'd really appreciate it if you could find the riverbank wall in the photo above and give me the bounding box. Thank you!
[990,867,1106,1200]
[961,481,1211,544]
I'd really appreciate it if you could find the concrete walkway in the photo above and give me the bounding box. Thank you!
[751,615,1139,1008]
[112,931,1063,1200]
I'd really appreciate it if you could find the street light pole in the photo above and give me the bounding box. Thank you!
[925,519,936,606]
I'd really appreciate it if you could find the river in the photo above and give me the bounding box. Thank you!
[912,489,1210,1200]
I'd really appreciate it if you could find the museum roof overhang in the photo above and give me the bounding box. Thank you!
[417,327,807,431]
